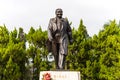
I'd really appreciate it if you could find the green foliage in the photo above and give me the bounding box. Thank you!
[0,20,120,80]
[94,20,120,80]
[0,26,27,80]
[66,20,120,80]
[26,27,49,80]
[0,25,9,48]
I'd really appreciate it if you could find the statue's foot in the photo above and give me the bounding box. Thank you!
[56,66,60,69]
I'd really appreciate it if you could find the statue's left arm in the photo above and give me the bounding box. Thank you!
[66,19,73,44]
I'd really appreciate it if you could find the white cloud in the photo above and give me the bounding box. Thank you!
[0,0,120,36]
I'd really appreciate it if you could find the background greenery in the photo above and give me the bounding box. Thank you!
[0,20,120,80]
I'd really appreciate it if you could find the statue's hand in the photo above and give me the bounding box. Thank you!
[46,39,52,52]
[69,39,73,45]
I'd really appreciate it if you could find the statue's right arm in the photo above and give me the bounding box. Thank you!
[48,19,53,42]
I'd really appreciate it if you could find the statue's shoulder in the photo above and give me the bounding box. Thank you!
[49,18,68,22]
[50,18,56,22]
[62,18,68,22]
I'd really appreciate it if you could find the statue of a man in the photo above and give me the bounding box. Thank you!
[47,8,73,69]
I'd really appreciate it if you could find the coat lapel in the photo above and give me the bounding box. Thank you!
[52,18,57,31]
[60,18,64,31]
[52,18,65,31]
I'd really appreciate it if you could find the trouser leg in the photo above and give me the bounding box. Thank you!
[58,41,67,69]
[52,42,59,69]
[59,53,66,69]
[54,53,59,69]
[62,55,66,69]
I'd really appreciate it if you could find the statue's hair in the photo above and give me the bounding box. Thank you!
[55,8,63,14]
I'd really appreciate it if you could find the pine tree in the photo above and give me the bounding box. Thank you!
[27,27,50,80]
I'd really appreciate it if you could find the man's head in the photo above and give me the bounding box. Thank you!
[55,8,63,18]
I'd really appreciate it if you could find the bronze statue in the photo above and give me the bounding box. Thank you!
[47,8,73,69]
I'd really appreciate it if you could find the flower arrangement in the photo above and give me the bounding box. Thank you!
[42,73,52,80]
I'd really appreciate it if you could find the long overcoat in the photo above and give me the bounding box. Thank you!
[48,18,72,55]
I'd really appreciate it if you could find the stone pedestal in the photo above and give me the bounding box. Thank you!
[39,71,81,80]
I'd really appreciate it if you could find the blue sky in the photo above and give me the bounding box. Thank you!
[0,0,120,36]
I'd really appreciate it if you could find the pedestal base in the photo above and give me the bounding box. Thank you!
[39,71,81,80]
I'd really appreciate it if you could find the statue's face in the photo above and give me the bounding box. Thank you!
[56,9,63,18]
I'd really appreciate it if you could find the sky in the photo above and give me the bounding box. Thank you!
[0,0,120,36]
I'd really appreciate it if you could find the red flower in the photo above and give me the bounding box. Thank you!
[43,73,51,80]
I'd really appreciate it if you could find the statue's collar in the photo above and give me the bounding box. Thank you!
[53,17,64,23]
